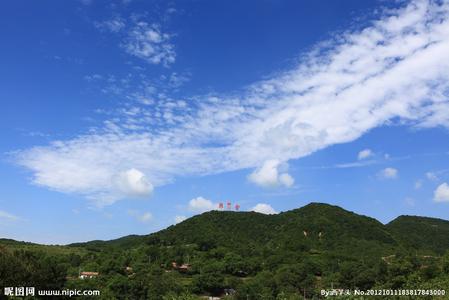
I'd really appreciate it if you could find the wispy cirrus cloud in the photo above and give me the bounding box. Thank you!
[426,171,439,181]
[15,0,449,206]
[0,210,21,222]
[128,209,153,223]
[95,17,126,33]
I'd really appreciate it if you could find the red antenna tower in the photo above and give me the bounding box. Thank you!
[235,204,240,211]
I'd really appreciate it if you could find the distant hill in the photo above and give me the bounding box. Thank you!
[78,203,399,260]
[68,234,146,251]
[0,238,86,256]
[148,209,276,252]
[0,238,35,246]
[273,203,398,258]
[4,203,443,259]
[65,203,449,258]
[387,215,449,255]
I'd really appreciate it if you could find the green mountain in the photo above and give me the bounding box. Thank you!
[147,203,398,259]
[68,203,400,258]
[69,234,146,250]
[3,202,449,299]
[66,203,449,259]
[387,215,449,255]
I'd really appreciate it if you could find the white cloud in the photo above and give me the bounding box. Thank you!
[248,160,294,188]
[128,210,153,223]
[95,18,126,32]
[0,210,20,222]
[122,22,175,66]
[84,74,103,82]
[434,182,449,202]
[334,160,378,169]
[174,215,187,224]
[15,0,449,205]
[358,149,373,160]
[168,72,190,88]
[116,168,153,198]
[426,171,438,181]
[279,173,294,187]
[139,212,152,222]
[251,203,277,215]
[414,179,423,189]
[379,167,398,179]
[404,197,415,207]
[188,197,216,213]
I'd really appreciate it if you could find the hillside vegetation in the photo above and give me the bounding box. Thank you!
[387,215,449,255]
[2,203,449,299]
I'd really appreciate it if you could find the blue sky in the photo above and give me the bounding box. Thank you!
[1,0,449,244]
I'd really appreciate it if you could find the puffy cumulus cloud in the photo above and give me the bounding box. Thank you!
[251,203,277,215]
[358,149,373,160]
[116,168,153,197]
[434,182,449,202]
[15,0,449,205]
[123,22,175,66]
[128,210,153,223]
[188,197,216,213]
[378,167,399,179]
[248,160,294,188]
[174,215,187,224]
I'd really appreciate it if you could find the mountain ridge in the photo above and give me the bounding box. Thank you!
[61,202,449,255]
[4,202,448,254]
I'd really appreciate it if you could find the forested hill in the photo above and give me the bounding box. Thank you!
[3,202,449,299]
[387,215,449,255]
[145,203,399,259]
[67,202,449,257]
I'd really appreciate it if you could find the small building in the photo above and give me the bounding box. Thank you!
[178,263,191,272]
[79,271,99,279]
[171,262,191,272]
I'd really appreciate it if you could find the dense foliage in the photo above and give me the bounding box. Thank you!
[2,203,449,299]
[386,215,449,255]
